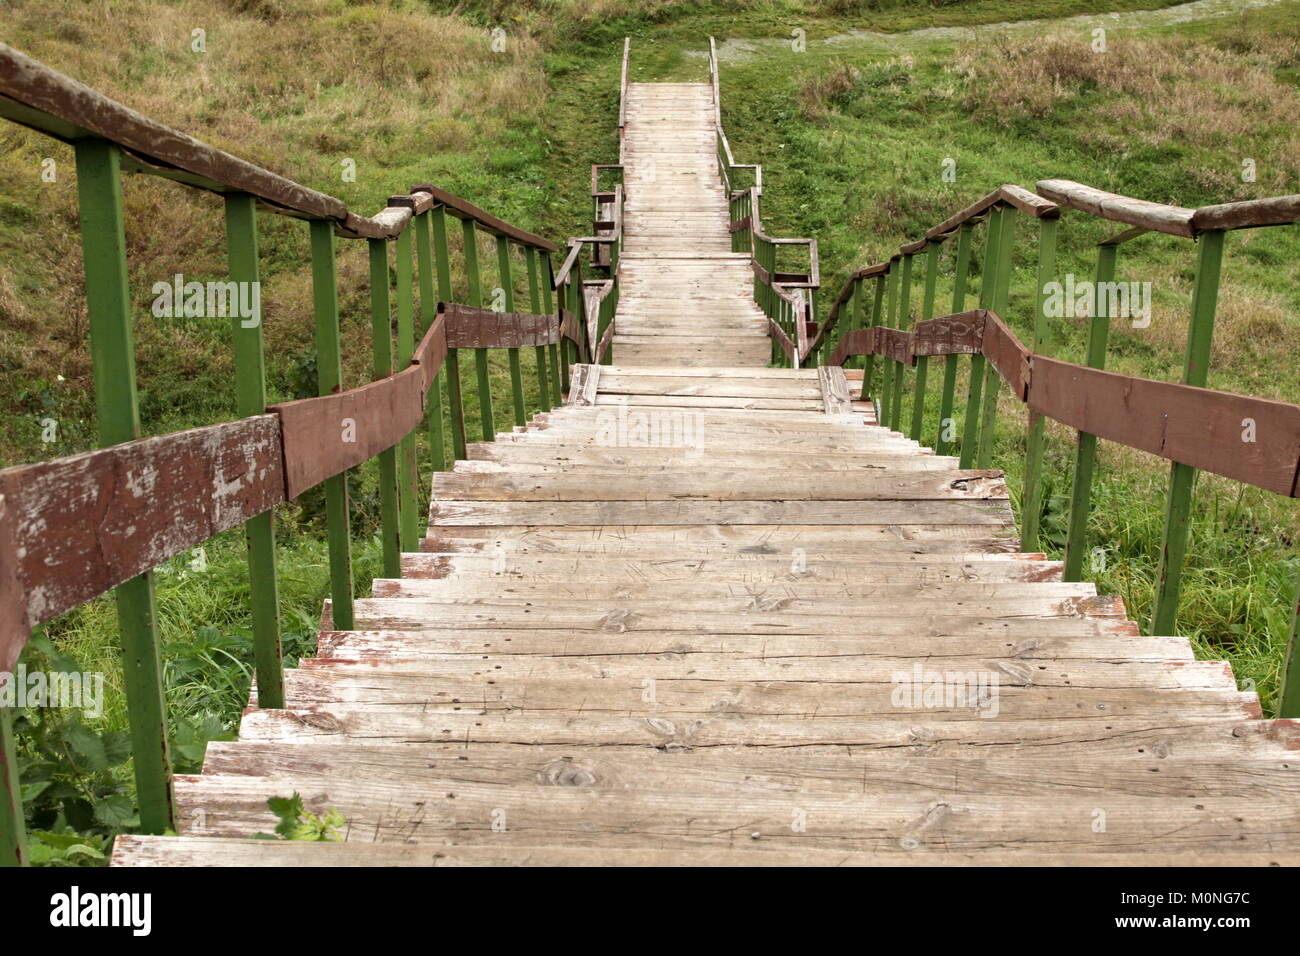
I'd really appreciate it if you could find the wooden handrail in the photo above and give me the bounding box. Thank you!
[0,416,285,674]
[0,43,555,250]
[1037,180,1300,237]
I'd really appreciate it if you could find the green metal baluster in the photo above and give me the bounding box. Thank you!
[224,194,283,708]
[961,211,1002,468]
[1062,242,1120,581]
[428,207,454,468]
[394,227,419,552]
[868,273,886,420]
[445,348,468,461]
[415,210,446,486]
[74,139,174,834]
[525,247,551,413]
[1150,230,1226,632]
[881,266,898,426]
[559,285,574,395]
[1280,578,1300,717]
[462,219,494,440]
[1021,216,1059,552]
[0,704,23,865]
[309,219,355,629]
[891,252,914,431]
[543,255,562,407]
[368,238,402,578]
[936,223,973,457]
[497,237,526,428]
[910,241,940,442]
[976,208,1015,469]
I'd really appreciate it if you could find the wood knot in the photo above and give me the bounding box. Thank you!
[540,758,598,788]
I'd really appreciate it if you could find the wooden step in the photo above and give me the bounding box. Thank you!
[110,836,1300,868]
[315,627,1192,663]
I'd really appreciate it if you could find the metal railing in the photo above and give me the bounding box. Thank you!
[0,43,566,865]
[821,177,1300,713]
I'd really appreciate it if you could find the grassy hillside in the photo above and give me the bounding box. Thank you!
[2,0,1298,859]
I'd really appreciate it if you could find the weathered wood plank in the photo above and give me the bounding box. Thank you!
[108,836,1300,868]
[818,364,853,414]
[0,416,284,671]
[441,303,557,349]
[1028,357,1300,496]
[431,470,1006,502]
[271,365,426,499]
[427,498,1014,527]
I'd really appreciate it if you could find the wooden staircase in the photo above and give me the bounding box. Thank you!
[616,82,770,368]
[112,83,1300,867]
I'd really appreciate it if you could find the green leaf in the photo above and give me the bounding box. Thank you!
[92,794,137,827]
[62,721,109,772]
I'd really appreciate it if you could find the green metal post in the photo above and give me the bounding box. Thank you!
[75,139,175,834]
[224,194,283,707]
[910,242,940,442]
[890,253,913,431]
[0,704,23,865]
[542,255,562,407]
[936,223,973,457]
[427,208,454,468]
[957,211,1004,470]
[976,208,1015,469]
[415,210,447,489]
[308,219,355,629]
[445,348,468,461]
[525,247,551,413]
[1279,578,1300,717]
[368,238,402,578]
[867,274,885,418]
[1062,242,1120,581]
[394,227,419,552]
[461,219,494,440]
[1020,216,1059,552]
[497,236,526,427]
[962,210,1002,467]
[881,266,898,427]
[1150,230,1226,632]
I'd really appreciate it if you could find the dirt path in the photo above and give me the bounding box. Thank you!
[708,0,1289,62]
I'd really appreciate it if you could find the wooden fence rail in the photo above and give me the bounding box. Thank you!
[828,311,1300,497]
[0,43,565,866]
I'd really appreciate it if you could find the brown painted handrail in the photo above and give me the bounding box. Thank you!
[0,43,556,251]
[827,309,1300,498]
[0,416,285,673]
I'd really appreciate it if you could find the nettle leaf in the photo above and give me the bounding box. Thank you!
[268,792,307,838]
[19,779,52,803]
[62,843,107,863]
[101,731,132,768]
[62,722,109,773]
[92,794,137,828]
